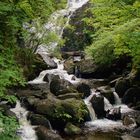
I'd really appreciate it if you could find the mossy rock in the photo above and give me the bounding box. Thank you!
[50,79,77,96]
[98,86,115,104]
[115,78,131,97]
[35,95,88,125]
[64,122,82,135]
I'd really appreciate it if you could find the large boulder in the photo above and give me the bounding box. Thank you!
[131,127,140,138]
[98,86,115,104]
[50,79,77,96]
[122,87,140,106]
[57,93,83,100]
[90,94,105,118]
[76,83,91,98]
[64,123,82,135]
[36,126,63,140]
[136,115,140,127]
[122,115,136,126]
[43,74,60,83]
[35,95,88,127]
[27,54,48,80]
[28,112,51,128]
[64,59,75,74]
[115,78,131,97]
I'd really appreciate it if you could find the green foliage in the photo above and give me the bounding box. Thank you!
[85,0,140,69]
[0,112,19,140]
[0,0,67,138]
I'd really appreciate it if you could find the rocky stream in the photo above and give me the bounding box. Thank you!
[7,0,140,140]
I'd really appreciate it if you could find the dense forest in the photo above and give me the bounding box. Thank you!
[0,0,66,139]
[0,0,140,139]
[85,0,140,71]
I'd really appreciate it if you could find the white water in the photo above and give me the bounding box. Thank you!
[11,101,37,140]
[84,88,136,132]
[15,1,90,140]
[104,97,113,111]
[84,90,97,121]
[28,57,80,84]
[37,0,89,54]
[113,91,121,104]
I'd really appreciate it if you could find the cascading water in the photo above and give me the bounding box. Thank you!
[84,89,97,121]
[14,1,90,139]
[113,91,121,105]
[104,97,113,111]
[10,101,37,140]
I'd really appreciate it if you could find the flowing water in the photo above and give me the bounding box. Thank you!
[12,0,138,139]
[10,101,37,140]
[13,0,90,139]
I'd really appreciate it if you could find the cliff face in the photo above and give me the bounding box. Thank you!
[62,2,93,51]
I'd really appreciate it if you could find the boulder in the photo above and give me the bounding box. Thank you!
[64,123,82,135]
[43,74,60,83]
[27,54,48,80]
[90,94,105,118]
[50,79,77,96]
[35,95,88,126]
[115,78,131,97]
[76,83,91,98]
[98,86,115,104]
[64,59,75,74]
[123,115,136,126]
[122,87,140,105]
[36,126,63,140]
[136,115,140,127]
[28,113,51,128]
[131,127,140,138]
[57,93,83,100]
[22,96,40,111]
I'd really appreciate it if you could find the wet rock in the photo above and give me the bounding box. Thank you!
[27,83,49,91]
[81,79,108,89]
[90,94,105,118]
[50,79,77,96]
[43,74,60,83]
[98,86,115,104]
[64,59,75,74]
[131,127,140,138]
[36,126,63,140]
[115,78,131,97]
[122,115,136,126]
[136,115,140,127]
[57,93,83,100]
[23,96,40,111]
[27,54,48,81]
[122,87,140,106]
[28,112,51,128]
[64,123,82,135]
[35,95,88,125]
[76,83,91,98]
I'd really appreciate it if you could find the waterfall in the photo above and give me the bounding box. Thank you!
[84,89,97,121]
[113,91,121,105]
[104,97,113,111]
[10,101,37,140]
[84,99,97,121]
[28,58,80,84]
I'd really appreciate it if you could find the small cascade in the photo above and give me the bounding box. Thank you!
[84,100,97,121]
[113,91,121,105]
[28,57,80,84]
[104,97,113,111]
[11,101,37,140]
[84,89,98,121]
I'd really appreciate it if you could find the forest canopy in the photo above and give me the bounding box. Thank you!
[85,0,140,70]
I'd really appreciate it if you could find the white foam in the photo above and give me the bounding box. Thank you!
[11,101,37,140]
